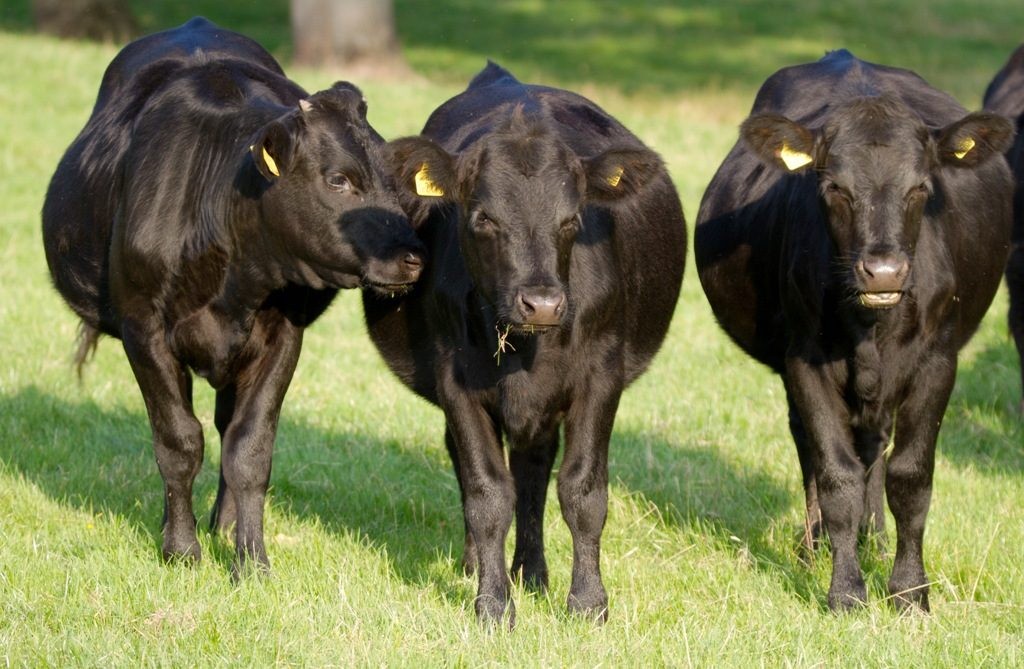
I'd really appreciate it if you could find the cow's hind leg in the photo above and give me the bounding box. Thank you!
[785,382,821,556]
[510,428,559,592]
[855,425,889,549]
[122,322,204,563]
[445,424,479,575]
[210,386,238,534]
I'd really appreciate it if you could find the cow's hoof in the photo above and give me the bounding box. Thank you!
[568,588,608,623]
[161,535,201,564]
[475,594,515,630]
[230,555,271,583]
[827,585,867,612]
[889,582,930,613]
[511,560,548,593]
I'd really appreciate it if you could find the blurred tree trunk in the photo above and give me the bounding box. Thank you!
[290,0,409,75]
[32,0,136,43]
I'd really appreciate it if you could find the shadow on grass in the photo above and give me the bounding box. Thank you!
[610,429,831,610]
[5,367,1015,612]
[0,384,809,604]
[942,338,1024,473]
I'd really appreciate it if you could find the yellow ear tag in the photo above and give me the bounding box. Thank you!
[779,143,813,171]
[954,136,976,160]
[606,165,625,188]
[261,146,280,177]
[414,164,444,197]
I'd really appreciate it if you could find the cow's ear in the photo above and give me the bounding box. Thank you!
[935,112,1014,168]
[251,120,296,181]
[388,136,457,201]
[583,146,664,202]
[741,113,818,173]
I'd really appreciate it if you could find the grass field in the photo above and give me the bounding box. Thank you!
[1,1,1023,665]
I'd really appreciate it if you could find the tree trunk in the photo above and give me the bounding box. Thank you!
[32,0,136,43]
[291,0,409,75]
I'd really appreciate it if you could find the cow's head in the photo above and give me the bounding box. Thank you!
[741,97,1012,309]
[248,82,423,295]
[389,113,662,331]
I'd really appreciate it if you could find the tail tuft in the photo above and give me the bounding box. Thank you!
[74,322,101,380]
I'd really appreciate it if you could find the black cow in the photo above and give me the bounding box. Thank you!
[363,62,686,624]
[695,49,1013,611]
[42,17,424,574]
[984,44,1024,412]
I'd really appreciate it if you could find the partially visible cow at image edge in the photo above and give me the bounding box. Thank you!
[984,43,1024,412]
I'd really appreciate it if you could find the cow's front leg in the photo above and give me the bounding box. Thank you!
[218,317,303,576]
[560,375,622,622]
[122,321,204,563]
[509,428,559,592]
[887,354,954,612]
[786,356,866,611]
[442,388,515,626]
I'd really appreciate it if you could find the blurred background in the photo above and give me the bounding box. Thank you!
[3,0,1021,103]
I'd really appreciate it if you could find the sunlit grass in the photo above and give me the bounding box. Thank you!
[1,1,1023,665]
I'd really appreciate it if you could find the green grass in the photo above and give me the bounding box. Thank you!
[2,1,1024,665]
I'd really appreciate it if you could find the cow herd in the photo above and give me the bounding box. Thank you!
[40,18,1024,626]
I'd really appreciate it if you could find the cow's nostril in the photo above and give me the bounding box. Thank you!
[404,252,423,270]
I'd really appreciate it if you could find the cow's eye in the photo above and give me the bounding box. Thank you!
[325,173,352,192]
[823,181,849,200]
[909,182,929,198]
[473,211,497,232]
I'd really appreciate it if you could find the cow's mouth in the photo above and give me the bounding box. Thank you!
[507,323,559,334]
[362,279,417,298]
[859,291,902,308]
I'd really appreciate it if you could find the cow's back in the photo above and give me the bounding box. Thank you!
[42,18,293,334]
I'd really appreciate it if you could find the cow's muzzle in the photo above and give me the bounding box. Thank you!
[855,253,909,309]
[512,286,567,329]
[363,251,425,296]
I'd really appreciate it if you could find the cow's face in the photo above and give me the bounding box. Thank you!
[742,98,1012,309]
[389,117,662,331]
[249,82,424,294]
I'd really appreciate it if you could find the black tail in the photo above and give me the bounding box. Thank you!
[74,321,101,380]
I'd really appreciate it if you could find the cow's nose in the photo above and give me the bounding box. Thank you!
[403,252,423,281]
[856,253,909,293]
[515,286,566,327]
